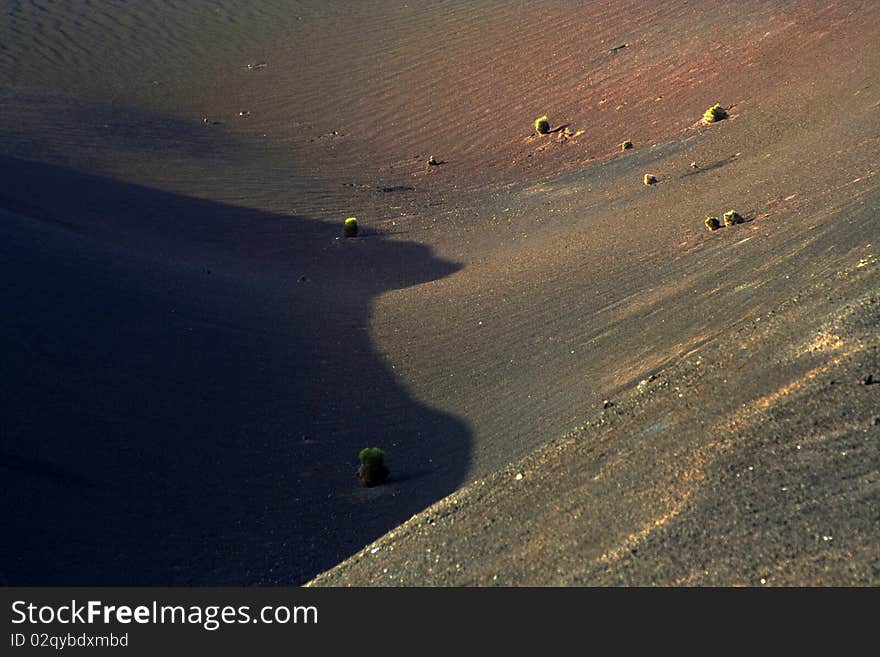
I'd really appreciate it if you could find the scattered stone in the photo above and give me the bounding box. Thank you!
[621,140,633,151]
[690,161,699,169]
[705,215,721,231]
[427,155,438,166]
[603,400,614,409]
[858,373,875,385]
[644,174,657,186]
[238,110,251,118]
[515,472,524,481]
[246,62,267,70]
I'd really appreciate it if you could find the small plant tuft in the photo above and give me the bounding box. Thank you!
[342,217,358,238]
[705,215,721,231]
[534,115,550,135]
[723,210,743,226]
[621,140,633,151]
[358,447,389,487]
[702,103,729,125]
[644,173,657,186]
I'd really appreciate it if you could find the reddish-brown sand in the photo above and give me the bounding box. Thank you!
[1,1,877,585]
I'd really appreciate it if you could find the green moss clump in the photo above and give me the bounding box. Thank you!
[644,173,657,186]
[535,115,550,135]
[358,447,389,487]
[621,140,633,151]
[702,103,729,125]
[723,210,743,226]
[359,447,384,464]
[342,217,358,238]
[705,215,721,231]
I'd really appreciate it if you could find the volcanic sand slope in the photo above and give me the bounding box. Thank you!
[311,256,880,586]
[1,1,878,584]
[0,159,471,585]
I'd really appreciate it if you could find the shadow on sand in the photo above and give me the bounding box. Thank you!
[0,156,470,585]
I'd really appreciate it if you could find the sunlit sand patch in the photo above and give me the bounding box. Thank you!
[733,277,767,293]
[597,493,692,565]
[520,184,554,196]
[596,440,727,565]
[594,287,874,571]
[601,287,874,567]
[799,330,844,356]
[593,271,704,326]
[752,368,826,410]
[604,351,676,393]
[722,342,857,424]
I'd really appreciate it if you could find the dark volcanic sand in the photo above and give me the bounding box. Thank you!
[311,257,880,586]
[1,1,878,585]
